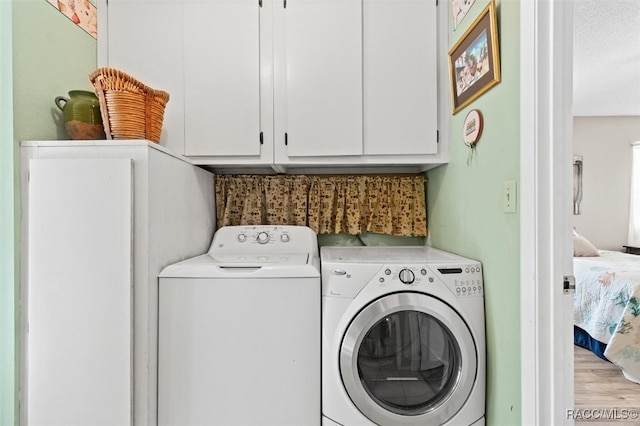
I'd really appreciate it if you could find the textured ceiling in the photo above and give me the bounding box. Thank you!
[573,0,640,116]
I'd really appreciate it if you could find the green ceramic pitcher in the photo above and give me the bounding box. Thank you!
[55,90,106,140]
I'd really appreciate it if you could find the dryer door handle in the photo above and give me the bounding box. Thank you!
[331,269,347,276]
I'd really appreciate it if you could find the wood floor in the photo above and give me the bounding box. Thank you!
[574,345,640,425]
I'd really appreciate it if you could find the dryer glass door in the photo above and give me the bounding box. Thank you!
[340,292,476,425]
[358,311,459,410]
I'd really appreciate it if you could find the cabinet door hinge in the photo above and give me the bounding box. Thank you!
[260,131,264,145]
[563,276,576,294]
[285,133,288,146]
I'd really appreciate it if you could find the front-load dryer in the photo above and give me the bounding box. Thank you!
[321,246,485,426]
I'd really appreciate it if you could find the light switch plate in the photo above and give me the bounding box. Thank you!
[503,180,517,213]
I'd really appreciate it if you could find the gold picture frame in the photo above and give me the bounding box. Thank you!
[448,0,501,114]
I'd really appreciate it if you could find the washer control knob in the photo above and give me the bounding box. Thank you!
[256,232,270,244]
[237,233,247,242]
[280,233,290,242]
[399,269,415,285]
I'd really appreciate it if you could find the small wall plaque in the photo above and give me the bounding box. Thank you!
[463,109,483,147]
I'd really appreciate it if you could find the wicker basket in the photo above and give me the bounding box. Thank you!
[89,68,170,143]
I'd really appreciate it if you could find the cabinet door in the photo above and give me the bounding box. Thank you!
[363,0,438,155]
[184,0,265,158]
[276,0,362,158]
[28,159,132,425]
[106,0,184,155]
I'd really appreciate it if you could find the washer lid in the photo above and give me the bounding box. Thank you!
[320,246,473,264]
[159,253,320,278]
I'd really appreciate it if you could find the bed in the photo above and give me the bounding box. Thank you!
[574,248,640,383]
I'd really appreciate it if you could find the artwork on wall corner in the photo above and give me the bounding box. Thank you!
[448,0,500,115]
[46,0,97,39]
[452,0,477,29]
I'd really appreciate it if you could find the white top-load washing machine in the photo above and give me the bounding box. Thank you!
[321,246,485,426]
[158,225,320,426]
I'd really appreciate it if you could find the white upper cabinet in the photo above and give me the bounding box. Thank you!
[102,0,272,166]
[104,0,185,156]
[274,0,439,168]
[100,0,443,171]
[183,1,264,158]
[363,0,438,156]
[273,0,363,158]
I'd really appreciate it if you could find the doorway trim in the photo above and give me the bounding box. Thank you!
[520,0,574,424]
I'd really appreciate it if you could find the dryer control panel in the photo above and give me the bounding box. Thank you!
[369,263,483,298]
[435,264,484,298]
[320,246,484,299]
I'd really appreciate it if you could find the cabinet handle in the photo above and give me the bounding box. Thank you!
[259,0,262,6]
[284,0,287,8]
[285,133,288,146]
[260,132,264,145]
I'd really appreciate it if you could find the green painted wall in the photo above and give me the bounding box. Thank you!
[1,1,17,424]
[3,2,97,424]
[13,0,97,142]
[427,0,521,424]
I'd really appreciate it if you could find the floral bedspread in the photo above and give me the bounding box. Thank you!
[574,250,640,383]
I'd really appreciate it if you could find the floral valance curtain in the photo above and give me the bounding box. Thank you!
[215,174,427,236]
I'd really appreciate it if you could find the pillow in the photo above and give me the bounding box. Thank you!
[573,230,600,257]
[317,233,364,247]
[358,232,426,247]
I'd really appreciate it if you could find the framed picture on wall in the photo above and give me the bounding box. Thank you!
[452,0,477,29]
[448,0,501,114]
[46,0,98,38]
